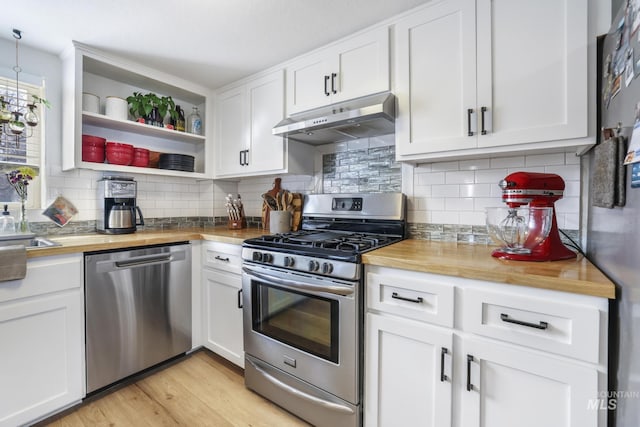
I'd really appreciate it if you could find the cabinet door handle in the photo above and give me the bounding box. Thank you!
[214,255,230,262]
[239,150,244,166]
[391,292,423,304]
[467,108,475,136]
[480,106,488,135]
[244,149,249,166]
[324,75,330,96]
[331,72,338,94]
[237,289,243,309]
[466,354,475,391]
[500,313,548,330]
[440,347,449,382]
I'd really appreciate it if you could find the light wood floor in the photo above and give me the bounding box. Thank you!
[42,350,310,427]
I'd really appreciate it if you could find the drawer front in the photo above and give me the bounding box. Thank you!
[0,254,83,304]
[202,241,242,274]
[366,271,454,327]
[462,287,600,363]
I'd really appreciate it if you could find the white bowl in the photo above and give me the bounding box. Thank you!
[486,206,553,254]
[105,96,128,121]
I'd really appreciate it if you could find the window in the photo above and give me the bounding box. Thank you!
[0,77,44,207]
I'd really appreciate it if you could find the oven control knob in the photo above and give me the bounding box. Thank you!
[308,260,319,271]
[321,262,333,274]
[252,252,263,262]
[263,253,273,263]
[284,256,295,267]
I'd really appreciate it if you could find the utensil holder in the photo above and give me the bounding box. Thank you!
[269,211,291,234]
[228,216,247,229]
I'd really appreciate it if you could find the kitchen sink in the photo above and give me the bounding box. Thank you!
[26,237,62,248]
[0,234,61,248]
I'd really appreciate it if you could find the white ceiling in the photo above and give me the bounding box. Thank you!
[0,0,432,90]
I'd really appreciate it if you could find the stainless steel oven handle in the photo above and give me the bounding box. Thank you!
[247,358,355,415]
[242,266,354,296]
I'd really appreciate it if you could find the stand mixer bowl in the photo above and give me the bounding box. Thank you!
[486,207,553,254]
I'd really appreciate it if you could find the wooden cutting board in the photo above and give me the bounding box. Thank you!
[290,193,303,231]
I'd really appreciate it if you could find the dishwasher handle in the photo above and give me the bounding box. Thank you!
[94,247,188,273]
[115,254,173,269]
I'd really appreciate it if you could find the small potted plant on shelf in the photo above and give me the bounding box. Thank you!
[126,92,178,128]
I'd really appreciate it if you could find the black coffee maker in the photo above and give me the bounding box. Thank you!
[96,176,144,234]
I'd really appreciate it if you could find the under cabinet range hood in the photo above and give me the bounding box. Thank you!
[273,92,395,145]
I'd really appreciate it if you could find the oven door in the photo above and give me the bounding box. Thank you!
[242,262,360,404]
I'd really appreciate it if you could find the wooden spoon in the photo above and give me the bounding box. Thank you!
[261,193,279,210]
[283,191,293,211]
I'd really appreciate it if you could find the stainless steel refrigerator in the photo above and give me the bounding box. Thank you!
[588,2,640,426]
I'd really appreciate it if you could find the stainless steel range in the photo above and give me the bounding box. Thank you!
[242,193,406,427]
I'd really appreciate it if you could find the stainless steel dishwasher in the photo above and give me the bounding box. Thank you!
[85,243,192,393]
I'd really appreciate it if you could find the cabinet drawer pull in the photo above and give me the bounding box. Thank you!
[391,292,423,304]
[467,108,474,136]
[214,256,230,262]
[480,106,488,135]
[237,289,243,309]
[331,72,338,94]
[324,75,330,96]
[466,354,474,391]
[500,313,548,330]
[440,347,449,382]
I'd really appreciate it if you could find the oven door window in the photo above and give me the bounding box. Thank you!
[252,282,339,363]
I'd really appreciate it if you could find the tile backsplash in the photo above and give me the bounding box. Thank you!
[31,132,580,239]
[322,142,401,194]
[407,151,580,230]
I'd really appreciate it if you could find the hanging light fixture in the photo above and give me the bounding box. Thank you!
[0,29,46,147]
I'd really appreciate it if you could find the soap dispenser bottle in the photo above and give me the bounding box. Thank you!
[0,204,16,234]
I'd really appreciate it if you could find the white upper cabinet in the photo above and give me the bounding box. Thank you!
[395,0,590,162]
[214,69,313,179]
[61,42,213,178]
[286,26,390,115]
[395,0,478,155]
[215,85,247,177]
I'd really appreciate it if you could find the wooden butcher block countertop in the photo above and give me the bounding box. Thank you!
[26,227,266,258]
[26,230,615,299]
[362,240,616,299]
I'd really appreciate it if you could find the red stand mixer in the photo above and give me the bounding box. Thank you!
[487,172,576,261]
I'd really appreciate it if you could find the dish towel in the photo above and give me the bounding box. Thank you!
[0,245,27,282]
[591,135,627,208]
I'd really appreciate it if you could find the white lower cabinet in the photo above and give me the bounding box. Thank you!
[365,313,452,427]
[202,241,244,367]
[0,254,84,427]
[458,336,598,427]
[364,265,607,427]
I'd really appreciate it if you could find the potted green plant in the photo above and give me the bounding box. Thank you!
[24,95,51,127]
[126,92,178,127]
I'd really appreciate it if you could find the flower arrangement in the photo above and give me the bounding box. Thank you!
[5,166,37,232]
